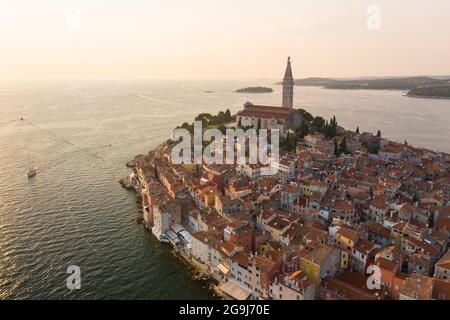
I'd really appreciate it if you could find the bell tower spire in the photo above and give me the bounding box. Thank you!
[282,56,294,108]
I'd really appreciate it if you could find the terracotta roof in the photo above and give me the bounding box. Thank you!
[320,271,381,300]
[370,195,389,210]
[337,227,359,242]
[333,200,355,211]
[354,239,377,255]
[367,221,391,238]
[232,251,250,267]
[436,250,450,270]
[400,273,433,300]
[376,257,398,272]
[267,217,291,231]
[252,255,279,272]
[300,244,335,265]
[237,104,296,123]
[436,216,450,231]
[433,279,450,300]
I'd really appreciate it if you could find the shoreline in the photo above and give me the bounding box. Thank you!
[405,94,450,100]
[120,148,224,299]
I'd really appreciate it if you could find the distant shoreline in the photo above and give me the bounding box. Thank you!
[405,94,450,100]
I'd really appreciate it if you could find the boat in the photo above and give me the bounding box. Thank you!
[27,169,37,178]
[27,150,37,179]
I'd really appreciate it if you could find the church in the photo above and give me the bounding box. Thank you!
[236,57,301,137]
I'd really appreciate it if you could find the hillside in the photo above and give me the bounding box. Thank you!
[407,85,450,98]
[278,76,450,91]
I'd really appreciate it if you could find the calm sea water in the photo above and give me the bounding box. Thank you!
[0,79,449,299]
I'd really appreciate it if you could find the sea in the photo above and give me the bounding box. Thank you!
[0,78,449,299]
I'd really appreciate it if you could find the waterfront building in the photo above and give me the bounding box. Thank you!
[248,255,281,299]
[191,231,224,272]
[151,199,181,241]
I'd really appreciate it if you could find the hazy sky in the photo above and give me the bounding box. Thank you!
[1,0,450,79]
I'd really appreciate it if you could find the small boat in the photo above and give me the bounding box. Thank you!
[27,150,37,179]
[27,169,37,178]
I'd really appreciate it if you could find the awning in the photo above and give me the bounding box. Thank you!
[217,263,230,275]
[219,281,252,300]
[171,224,184,234]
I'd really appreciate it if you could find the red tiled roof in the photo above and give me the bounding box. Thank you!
[237,104,296,123]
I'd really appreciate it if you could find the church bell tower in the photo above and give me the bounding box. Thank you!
[282,57,294,109]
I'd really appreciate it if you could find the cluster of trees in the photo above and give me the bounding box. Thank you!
[177,109,234,134]
[295,109,339,139]
[334,137,348,156]
[235,87,273,93]
[195,109,233,126]
[176,107,384,156]
[281,131,299,152]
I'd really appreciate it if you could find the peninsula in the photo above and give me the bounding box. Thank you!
[407,85,450,99]
[122,58,450,301]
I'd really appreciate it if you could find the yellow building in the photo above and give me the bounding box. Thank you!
[203,188,218,208]
[299,244,340,284]
[182,163,197,174]
[336,227,359,269]
[300,181,311,197]
[265,217,292,243]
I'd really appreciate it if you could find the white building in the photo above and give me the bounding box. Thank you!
[269,271,315,300]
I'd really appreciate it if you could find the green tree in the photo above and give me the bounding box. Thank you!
[377,130,381,138]
[312,116,325,130]
[297,119,309,138]
[237,117,242,128]
[297,109,313,122]
[356,126,360,134]
[225,109,232,121]
[340,137,348,154]
[334,139,339,157]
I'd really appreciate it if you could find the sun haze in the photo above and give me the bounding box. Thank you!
[1,0,450,79]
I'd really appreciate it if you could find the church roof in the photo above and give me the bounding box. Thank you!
[237,104,295,123]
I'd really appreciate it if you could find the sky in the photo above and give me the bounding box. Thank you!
[1,0,450,79]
